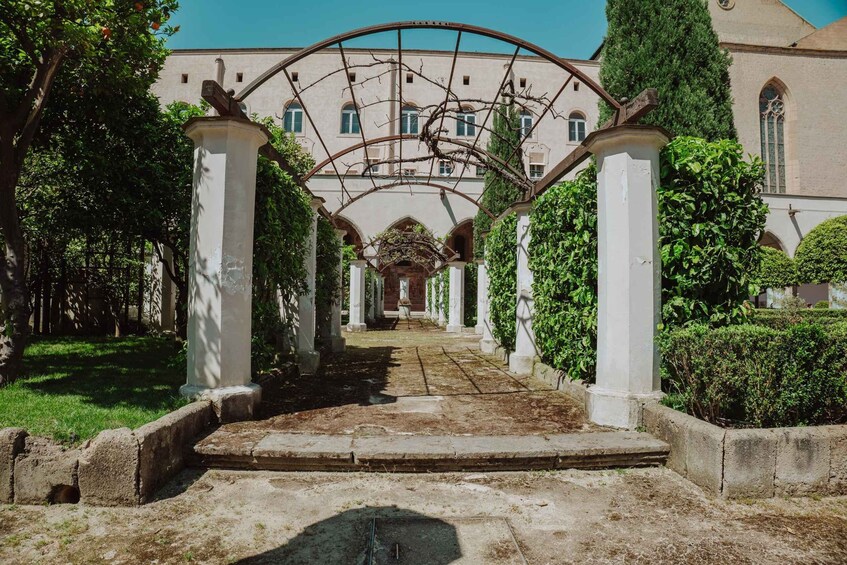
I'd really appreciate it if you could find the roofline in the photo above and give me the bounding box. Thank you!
[165,45,601,66]
[721,41,847,57]
[589,40,604,61]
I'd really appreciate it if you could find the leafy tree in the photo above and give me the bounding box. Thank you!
[472,103,524,257]
[0,0,178,385]
[599,0,736,140]
[752,247,797,294]
[795,216,847,285]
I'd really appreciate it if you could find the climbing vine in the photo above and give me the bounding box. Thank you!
[486,213,517,351]
[315,216,341,342]
[464,262,478,327]
[440,269,450,320]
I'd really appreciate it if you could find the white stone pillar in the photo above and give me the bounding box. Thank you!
[330,229,346,352]
[437,273,447,326]
[376,275,385,318]
[149,243,176,333]
[509,204,538,374]
[367,271,376,322]
[424,278,430,318]
[296,198,322,374]
[446,261,466,333]
[474,259,487,335]
[585,125,669,429]
[830,282,847,309]
[399,276,411,319]
[766,286,791,309]
[181,117,266,415]
[347,259,367,332]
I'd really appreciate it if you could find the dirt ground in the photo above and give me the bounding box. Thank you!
[240,318,596,437]
[1,467,846,564]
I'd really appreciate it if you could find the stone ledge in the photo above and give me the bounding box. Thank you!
[644,404,847,499]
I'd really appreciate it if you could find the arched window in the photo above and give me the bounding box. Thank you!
[401,105,419,135]
[283,102,303,133]
[568,112,586,142]
[520,110,533,138]
[341,103,360,134]
[760,84,786,193]
[456,108,476,137]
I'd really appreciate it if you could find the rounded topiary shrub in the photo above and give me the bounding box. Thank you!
[753,246,796,293]
[795,215,847,284]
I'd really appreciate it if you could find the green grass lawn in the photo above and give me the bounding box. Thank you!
[0,336,187,445]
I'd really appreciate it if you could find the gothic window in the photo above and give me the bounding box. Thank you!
[283,102,303,133]
[341,103,360,134]
[760,84,786,194]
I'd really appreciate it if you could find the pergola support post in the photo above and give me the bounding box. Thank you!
[585,125,670,429]
[437,273,447,327]
[446,261,466,333]
[508,203,538,374]
[347,259,368,332]
[376,275,385,318]
[330,229,347,352]
[296,198,323,374]
[180,117,266,420]
[474,259,488,335]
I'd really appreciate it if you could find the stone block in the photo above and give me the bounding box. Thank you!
[826,426,847,496]
[643,405,688,477]
[723,429,778,499]
[201,384,261,424]
[136,401,213,502]
[0,428,27,503]
[684,417,726,496]
[774,427,831,496]
[532,362,564,391]
[78,428,140,506]
[14,438,79,505]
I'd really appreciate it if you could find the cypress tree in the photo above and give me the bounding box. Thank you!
[473,102,524,257]
[599,0,736,140]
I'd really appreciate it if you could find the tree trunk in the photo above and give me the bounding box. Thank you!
[0,163,30,386]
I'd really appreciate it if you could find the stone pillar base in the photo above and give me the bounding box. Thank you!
[180,383,261,424]
[330,336,346,353]
[346,323,368,332]
[446,324,464,334]
[298,351,321,374]
[508,354,534,375]
[474,324,484,335]
[586,387,664,429]
[480,339,497,354]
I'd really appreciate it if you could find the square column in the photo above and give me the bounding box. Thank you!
[149,243,176,333]
[509,203,538,375]
[347,259,367,332]
[330,229,346,352]
[446,261,466,333]
[399,276,411,319]
[437,273,447,326]
[296,198,323,374]
[474,259,488,335]
[180,117,267,416]
[585,125,670,429]
[367,271,376,322]
[424,278,430,318]
[376,276,385,318]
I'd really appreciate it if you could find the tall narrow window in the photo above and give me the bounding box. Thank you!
[283,102,303,133]
[341,103,360,134]
[568,112,586,142]
[456,109,476,137]
[401,105,419,135]
[520,111,533,138]
[760,84,786,193]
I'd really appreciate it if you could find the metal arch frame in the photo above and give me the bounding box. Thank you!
[235,21,622,114]
[331,181,496,220]
[304,134,530,188]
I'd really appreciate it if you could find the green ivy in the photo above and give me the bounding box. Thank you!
[340,244,357,312]
[529,166,598,380]
[486,213,517,350]
[440,269,450,319]
[315,216,341,341]
[365,268,376,319]
[464,262,478,327]
[795,215,847,284]
[752,246,796,294]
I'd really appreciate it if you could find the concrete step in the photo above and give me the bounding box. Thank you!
[189,430,669,472]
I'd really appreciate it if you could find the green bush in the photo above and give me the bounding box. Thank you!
[815,301,830,309]
[486,213,517,350]
[315,217,341,341]
[752,246,796,294]
[748,308,847,330]
[464,262,478,327]
[659,137,768,327]
[660,323,847,427]
[529,166,598,380]
[795,215,847,284]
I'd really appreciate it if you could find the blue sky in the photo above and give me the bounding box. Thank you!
[167,0,847,59]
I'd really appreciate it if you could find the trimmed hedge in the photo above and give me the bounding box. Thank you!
[528,166,598,380]
[661,323,847,428]
[486,213,517,350]
[748,308,847,330]
[795,215,847,284]
[752,246,796,293]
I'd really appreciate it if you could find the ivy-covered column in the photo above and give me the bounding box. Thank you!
[474,259,488,335]
[437,272,447,327]
[347,259,367,332]
[330,229,346,352]
[424,278,430,318]
[376,275,385,318]
[296,198,323,374]
[180,117,266,417]
[509,203,538,374]
[447,261,466,333]
[585,125,670,429]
